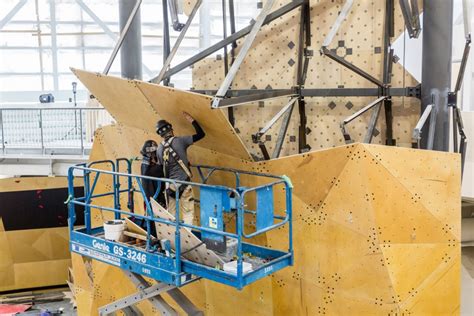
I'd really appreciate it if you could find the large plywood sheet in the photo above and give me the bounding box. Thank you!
[72,69,251,161]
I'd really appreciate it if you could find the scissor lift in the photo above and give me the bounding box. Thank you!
[67,159,293,315]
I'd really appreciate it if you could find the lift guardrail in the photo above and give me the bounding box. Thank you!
[67,159,293,289]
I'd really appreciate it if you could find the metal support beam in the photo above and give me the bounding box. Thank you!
[321,0,353,47]
[455,34,471,93]
[0,0,28,31]
[343,97,388,125]
[321,47,385,88]
[272,102,295,159]
[151,0,202,84]
[49,0,59,91]
[399,0,421,38]
[412,103,437,149]
[226,0,237,126]
[118,0,143,80]
[253,98,297,139]
[463,0,471,37]
[340,96,386,144]
[296,0,312,153]
[364,103,382,144]
[169,0,185,31]
[167,289,204,316]
[160,0,304,81]
[122,272,178,316]
[383,0,395,145]
[162,0,171,86]
[104,0,142,77]
[421,0,454,151]
[455,107,468,176]
[212,0,276,108]
[192,87,420,98]
[76,0,118,40]
[222,0,229,76]
[258,142,271,160]
[215,90,296,108]
[228,0,237,64]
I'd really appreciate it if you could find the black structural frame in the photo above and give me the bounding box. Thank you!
[151,0,423,159]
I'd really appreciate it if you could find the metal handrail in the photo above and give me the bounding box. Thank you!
[0,106,113,155]
[67,160,293,283]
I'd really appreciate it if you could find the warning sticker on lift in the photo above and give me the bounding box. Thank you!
[209,217,218,229]
[72,243,121,267]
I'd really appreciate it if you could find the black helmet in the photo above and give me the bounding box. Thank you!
[156,120,172,136]
[140,140,158,157]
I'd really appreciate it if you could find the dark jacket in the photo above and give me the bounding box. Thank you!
[141,157,166,206]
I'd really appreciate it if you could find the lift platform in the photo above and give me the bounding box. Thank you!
[67,159,293,314]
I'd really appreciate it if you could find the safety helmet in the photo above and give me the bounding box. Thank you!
[140,140,158,157]
[156,120,172,136]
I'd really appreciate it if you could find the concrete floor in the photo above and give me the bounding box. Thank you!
[15,294,76,316]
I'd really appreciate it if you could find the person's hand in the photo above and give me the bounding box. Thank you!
[182,111,194,123]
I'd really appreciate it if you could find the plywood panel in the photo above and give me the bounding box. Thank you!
[73,69,251,161]
[73,123,461,315]
[0,177,80,292]
[71,69,158,133]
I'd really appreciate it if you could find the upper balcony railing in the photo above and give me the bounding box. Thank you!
[0,104,114,156]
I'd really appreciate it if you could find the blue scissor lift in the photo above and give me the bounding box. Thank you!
[67,159,293,315]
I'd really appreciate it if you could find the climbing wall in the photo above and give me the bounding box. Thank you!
[191,0,421,158]
[71,64,460,315]
[0,176,83,292]
[72,125,461,315]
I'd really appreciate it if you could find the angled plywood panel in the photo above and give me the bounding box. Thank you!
[73,69,251,161]
[257,143,460,315]
[364,144,461,238]
[72,69,158,132]
[381,243,458,303]
[136,81,251,160]
[363,146,458,244]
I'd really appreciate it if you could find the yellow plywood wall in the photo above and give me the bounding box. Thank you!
[0,177,81,292]
[69,1,460,314]
[192,0,421,157]
[71,67,460,315]
[72,123,461,315]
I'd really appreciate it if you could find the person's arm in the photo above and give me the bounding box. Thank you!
[191,120,205,142]
[183,111,205,143]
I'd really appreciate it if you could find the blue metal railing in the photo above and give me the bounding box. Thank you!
[67,159,293,288]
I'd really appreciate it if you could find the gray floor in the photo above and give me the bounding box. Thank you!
[15,295,76,316]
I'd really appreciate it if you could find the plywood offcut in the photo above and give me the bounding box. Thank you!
[151,199,225,267]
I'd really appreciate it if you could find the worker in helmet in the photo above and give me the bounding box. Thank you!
[155,111,205,225]
[140,140,165,207]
